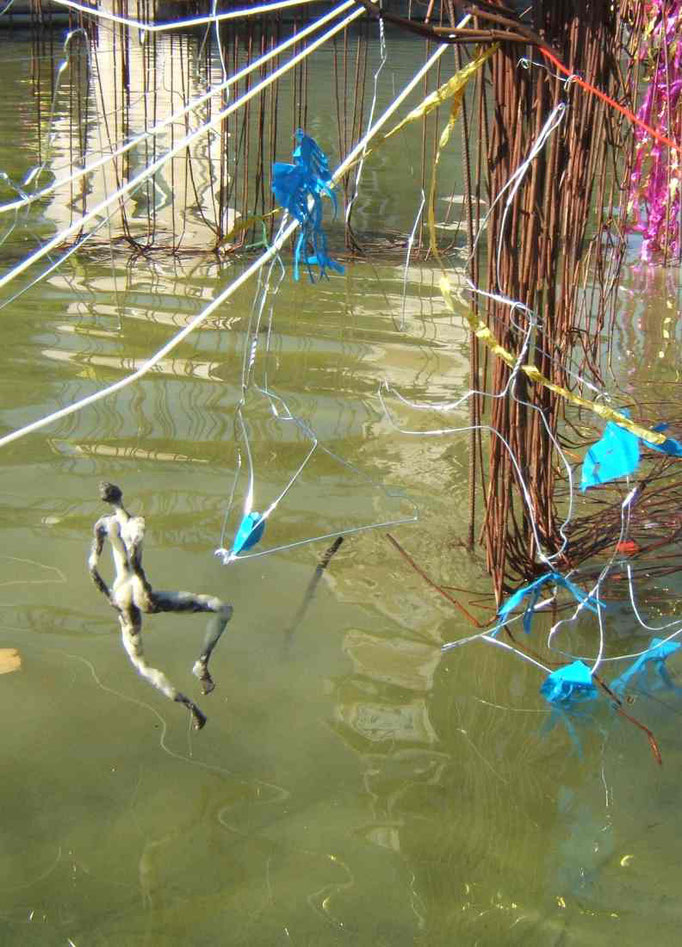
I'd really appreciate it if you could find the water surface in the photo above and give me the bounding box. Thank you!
[1,25,682,947]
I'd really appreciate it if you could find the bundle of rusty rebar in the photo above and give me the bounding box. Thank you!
[360,0,659,601]
[446,1,641,601]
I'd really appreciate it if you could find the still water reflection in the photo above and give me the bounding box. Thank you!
[1,25,682,947]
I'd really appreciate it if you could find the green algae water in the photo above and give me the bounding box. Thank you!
[1,26,682,947]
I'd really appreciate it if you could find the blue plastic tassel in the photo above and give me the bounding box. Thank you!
[271,130,344,282]
[581,421,640,491]
[541,660,598,707]
[231,512,266,556]
[610,636,681,696]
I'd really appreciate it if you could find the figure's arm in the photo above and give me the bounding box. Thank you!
[88,517,114,603]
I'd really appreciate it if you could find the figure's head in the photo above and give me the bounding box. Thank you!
[99,481,123,505]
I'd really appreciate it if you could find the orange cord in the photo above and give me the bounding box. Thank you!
[538,45,682,158]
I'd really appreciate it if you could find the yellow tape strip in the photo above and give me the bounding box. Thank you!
[383,47,497,144]
[217,209,280,247]
[439,277,666,446]
[343,47,496,177]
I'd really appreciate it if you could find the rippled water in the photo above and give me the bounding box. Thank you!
[2,25,682,947]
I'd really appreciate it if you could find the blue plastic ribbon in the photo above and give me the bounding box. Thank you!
[498,571,602,635]
[582,418,682,491]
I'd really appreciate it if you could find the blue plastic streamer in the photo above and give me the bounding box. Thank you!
[271,131,344,282]
[610,636,681,695]
[581,421,640,491]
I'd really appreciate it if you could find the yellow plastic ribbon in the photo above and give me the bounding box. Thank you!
[418,46,498,269]
[383,46,497,144]
[217,209,280,248]
[439,277,666,446]
[343,46,496,177]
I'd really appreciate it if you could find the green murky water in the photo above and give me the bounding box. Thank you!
[1,25,682,947]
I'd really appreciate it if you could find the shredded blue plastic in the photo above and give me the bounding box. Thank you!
[610,636,681,695]
[271,131,344,282]
[231,512,266,556]
[541,660,598,707]
[581,421,640,491]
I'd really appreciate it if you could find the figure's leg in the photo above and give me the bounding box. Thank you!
[149,590,233,695]
[118,608,207,730]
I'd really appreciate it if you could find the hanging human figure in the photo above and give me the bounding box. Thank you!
[88,482,233,729]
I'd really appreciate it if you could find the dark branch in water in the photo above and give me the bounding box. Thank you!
[385,533,485,628]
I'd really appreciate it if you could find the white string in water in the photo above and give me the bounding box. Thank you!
[215,222,418,565]
[400,191,426,332]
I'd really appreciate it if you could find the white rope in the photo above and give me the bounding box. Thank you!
[0,1,357,218]
[0,43,448,450]
[49,0,329,33]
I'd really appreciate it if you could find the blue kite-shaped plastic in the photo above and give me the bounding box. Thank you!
[610,636,681,696]
[497,571,602,635]
[541,660,598,707]
[581,421,640,491]
[271,130,343,282]
[231,511,266,557]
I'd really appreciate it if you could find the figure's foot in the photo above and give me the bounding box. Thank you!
[176,693,207,730]
[192,660,215,695]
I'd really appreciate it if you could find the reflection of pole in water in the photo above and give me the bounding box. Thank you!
[284,536,343,647]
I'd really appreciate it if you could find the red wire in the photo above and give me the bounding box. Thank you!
[538,45,682,158]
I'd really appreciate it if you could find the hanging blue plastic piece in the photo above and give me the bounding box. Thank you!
[610,636,681,696]
[271,130,344,282]
[498,573,553,621]
[540,663,599,757]
[581,420,640,491]
[497,572,602,635]
[293,131,337,211]
[231,512,266,557]
[554,574,602,614]
[541,660,598,707]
